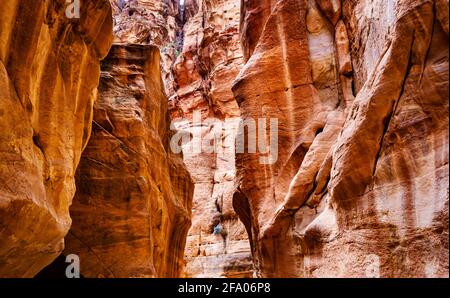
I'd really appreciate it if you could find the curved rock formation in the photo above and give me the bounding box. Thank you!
[63,44,193,278]
[233,0,449,278]
[1,0,448,279]
[170,0,253,277]
[0,0,113,277]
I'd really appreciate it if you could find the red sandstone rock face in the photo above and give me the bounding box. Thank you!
[64,44,193,277]
[110,0,182,96]
[170,0,253,277]
[233,0,449,277]
[0,0,113,277]
[1,0,448,279]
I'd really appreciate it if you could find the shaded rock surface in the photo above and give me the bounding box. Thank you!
[0,0,113,277]
[63,44,194,278]
[233,0,449,278]
[170,0,253,278]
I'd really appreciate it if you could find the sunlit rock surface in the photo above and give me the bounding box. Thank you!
[110,0,182,96]
[170,0,253,278]
[233,0,449,277]
[1,0,448,279]
[0,0,113,277]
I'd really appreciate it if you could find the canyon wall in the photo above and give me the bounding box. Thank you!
[64,44,193,278]
[1,0,447,279]
[0,0,113,277]
[1,0,193,278]
[111,0,182,96]
[60,0,194,278]
[233,0,449,277]
[170,0,253,277]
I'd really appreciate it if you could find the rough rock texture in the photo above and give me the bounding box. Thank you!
[63,44,194,278]
[0,0,113,277]
[170,0,253,277]
[2,0,447,279]
[110,0,182,96]
[234,0,449,277]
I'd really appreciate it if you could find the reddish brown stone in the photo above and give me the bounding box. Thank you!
[64,44,194,278]
[233,0,449,278]
[0,0,113,277]
[170,0,253,278]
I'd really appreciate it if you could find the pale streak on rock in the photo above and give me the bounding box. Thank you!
[234,0,448,277]
[170,0,253,278]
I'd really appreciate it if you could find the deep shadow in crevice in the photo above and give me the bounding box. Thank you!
[35,255,84,278]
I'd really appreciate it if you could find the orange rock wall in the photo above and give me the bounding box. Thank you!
[110,0,182,96]
[1,0,448,279]
[170,0,253,277]
[64,44,193,278]
[234,0,449,277]
[0,0,113,277]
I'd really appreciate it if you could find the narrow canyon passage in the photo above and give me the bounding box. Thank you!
[168,0,253,277]
[0,0,448,278]
[63,0,252,277]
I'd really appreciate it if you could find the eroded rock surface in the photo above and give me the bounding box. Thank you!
[110,0,182,96]
[170,0,253,278]
[233,0,449,277]
[1,0,448,279]
[0,0,113,277]
[64,44,194,278]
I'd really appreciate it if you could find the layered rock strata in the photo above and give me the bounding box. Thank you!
[233,0,449,278]
[170,0,253,277]
[63,44,194,278]
[0,0,113,277]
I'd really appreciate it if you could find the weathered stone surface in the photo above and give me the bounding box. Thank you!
[0,0,113,277]
[63,44,194,278]
[2,0,448,279]
[239,0,274,62]
[170,0,253,278]
[315,0,341,25]
[110,0,182,96]
[233,0,448,278]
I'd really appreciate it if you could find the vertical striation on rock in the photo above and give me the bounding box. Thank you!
[170,0,253,277]
[233,0,449,277]
[63,44,194,278]
[0,0,113,277]
[1,0,448,279]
